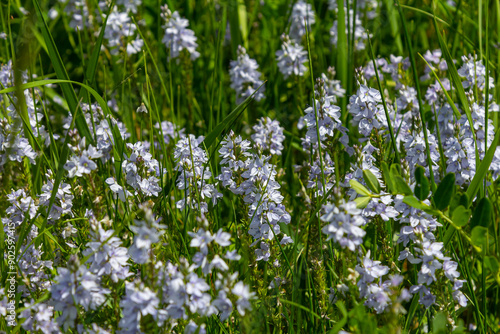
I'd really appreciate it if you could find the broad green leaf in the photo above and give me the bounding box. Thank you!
[350,180,372,197]
[414,165,430,200]
[390,163,402,177]
[403,196,426,211]
[363,169,381,194]
[484,256,499,273]
[354,196,371,209]
[470,197,492,228]
[381,162,394,194]
[393,176,413,196]
[471,226,488,251]
[451,205,471,227]
[432,312,447,334]
[450,192,469,215]
[433,173,455,210]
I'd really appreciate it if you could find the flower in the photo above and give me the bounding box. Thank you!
[229,46,265,103]
[161,5,200,60]
[289,0,315,41]
[276,35,308,79]
[321,201,367,251]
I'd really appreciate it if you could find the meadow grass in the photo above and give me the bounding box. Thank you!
[1,0,500,333]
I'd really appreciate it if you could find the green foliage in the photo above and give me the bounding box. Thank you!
[432,173,455,210]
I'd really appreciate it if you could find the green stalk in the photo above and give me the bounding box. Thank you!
[396,0,436,190]
[366,33,400,165]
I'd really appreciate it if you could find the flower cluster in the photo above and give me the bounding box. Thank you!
[276,34,308,79]
[161,5,200,60]
[251,116,285,155]
[289,0,315,41]
[174,134,222,213]
[229,46,265,103]
[218,129,292,261]
[104,9,144,55]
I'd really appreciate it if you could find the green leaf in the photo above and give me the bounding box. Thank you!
[33,0,94,145]
[395,0,436,188]
[432,11,476,149]
[390,163,402,177]
[336,0,348,115]
[414,165,430,200]
[403,196,426,210]
[393,176,413,195]
[381,162,394,194]
[466,126,500,204]
[363,169,381,194]
[354,196,371,209]
[471,226,488,251]
[432,312,447,334]
[83,1,114,89]
[433,173,455,210]
[451,205,471,227]
[484,256,499,273]
[328,301,348,334]
[450,192,469,216]
[350,180,372,197]
[443,225,456,248]
[202,81,265,150]
[470,197,492,228]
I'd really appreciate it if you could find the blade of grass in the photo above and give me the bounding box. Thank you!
[366,32,400,164]
[466,127,500,205]
[132,17,173,122]
[431,2,479,169]
[82,1,115,91]
[337,0,348,119]
[32,0,94,145]
[396,0,436,190]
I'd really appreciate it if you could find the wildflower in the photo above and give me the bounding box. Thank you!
[212,290,233,321]
[251,117,285,155]
[229,45,265,103]
[321,201,367,251]
[104,9,144,55]
[50,260,110,331]
[289,0,315,41]
[276,34,308,79]
[83,222,131,282]
[232,281,255,316]
[119,281,161,333]
[321,66,346,102]
[348,84,386,138]
[20,301,60,333]
[174,134,222,213]
[129,214,166,264]
[161,5,200,60]
[105,177,133,202]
